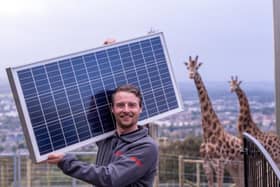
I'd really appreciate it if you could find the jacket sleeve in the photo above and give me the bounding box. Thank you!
[57,142,158,187]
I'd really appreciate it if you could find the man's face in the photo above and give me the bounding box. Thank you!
[111,91,142,130]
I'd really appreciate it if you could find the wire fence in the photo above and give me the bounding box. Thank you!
[0,152,239,187]
[0,152,96,187]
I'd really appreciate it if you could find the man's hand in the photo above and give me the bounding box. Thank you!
[46,153,65,164]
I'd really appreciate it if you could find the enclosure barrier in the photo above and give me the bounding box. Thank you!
[243,132,280,187]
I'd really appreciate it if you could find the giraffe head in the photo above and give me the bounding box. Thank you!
[184,56,202,79]
[229,76,242,93]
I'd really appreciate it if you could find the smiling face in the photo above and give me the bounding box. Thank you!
[111,91,142,134]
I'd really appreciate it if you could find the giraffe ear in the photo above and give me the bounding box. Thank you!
[198,62,203,67]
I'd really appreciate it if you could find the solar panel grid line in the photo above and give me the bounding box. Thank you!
[30,68,55,153]
[52,66,74,148]
[69,57,93,138]
[7,68,44,160]
[107,50,128,89]
[81,55,102,136]
[69,76,92,140]
[43,65,68,149]
[149,39,170,111]
[93,51,116,133]
[145,40,164,110]
[6,32,184,162]
[57,61,81,146]
[86,88,106,136]
[114,45,129,86]
[141,46,163,117]
[157,34,182,110]
[127,42,149,119]
[104,51,123,94]
[73,57,102,137]
[139,41,160,115]
[35,67,59,152]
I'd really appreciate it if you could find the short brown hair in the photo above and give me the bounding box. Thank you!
[111,84,143,107]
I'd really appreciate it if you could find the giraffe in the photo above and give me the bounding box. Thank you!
[185,56,244,187]
[229,76,280,166]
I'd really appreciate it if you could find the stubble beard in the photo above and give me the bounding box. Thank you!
[116,113,138,130]
[117,122,135,130]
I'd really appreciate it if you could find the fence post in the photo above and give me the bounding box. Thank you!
[146,123,159,187]
[72,178,77,187]
[178,155,184,187]
[13,154,17,187]
[47,164,50,187]
[196,162,200,187]
[1,159,7,187]
[26,158,32,187]
[262,159,267,187]
[17,153,21,187]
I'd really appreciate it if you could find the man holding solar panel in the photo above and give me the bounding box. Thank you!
[46,84,159,187]
[7,33,181,187]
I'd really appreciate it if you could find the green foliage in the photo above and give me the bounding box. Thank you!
[160,135,202,157]
[159,135,203,183]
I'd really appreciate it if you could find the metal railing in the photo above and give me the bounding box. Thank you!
[243,132,280,187]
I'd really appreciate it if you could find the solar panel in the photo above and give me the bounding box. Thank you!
[6,32,183,162]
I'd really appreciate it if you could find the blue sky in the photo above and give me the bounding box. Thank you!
[0,0,274,84]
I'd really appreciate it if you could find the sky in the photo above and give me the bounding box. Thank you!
[0,0,274,86]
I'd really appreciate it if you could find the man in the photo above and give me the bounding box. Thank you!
[46,84,159,187]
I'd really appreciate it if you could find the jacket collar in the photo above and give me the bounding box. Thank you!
[116,126,148,143]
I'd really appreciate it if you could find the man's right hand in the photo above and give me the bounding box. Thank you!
[46,153,65,164]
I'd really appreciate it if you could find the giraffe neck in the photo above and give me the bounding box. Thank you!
[194,73,224,140]
[235,87,261,135]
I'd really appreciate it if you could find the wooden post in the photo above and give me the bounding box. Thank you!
[146,123,158,139]
[146,123,159,187]
[26,158,32,187]
[196,162,200,187]
[182,159,203,186]
[178,155,184,187]
[47,164,50,187]
[153,174,159,187]
[0,160,5,187]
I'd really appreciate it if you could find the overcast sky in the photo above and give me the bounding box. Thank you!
[0,0,274,86]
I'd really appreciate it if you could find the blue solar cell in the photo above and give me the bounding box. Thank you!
[6,33,183,162]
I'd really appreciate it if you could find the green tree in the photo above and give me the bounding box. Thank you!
[159,135,203,182]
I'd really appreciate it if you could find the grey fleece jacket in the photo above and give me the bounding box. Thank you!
[57,126,158,187]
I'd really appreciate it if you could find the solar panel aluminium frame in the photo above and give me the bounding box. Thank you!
[6,32,184,162]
